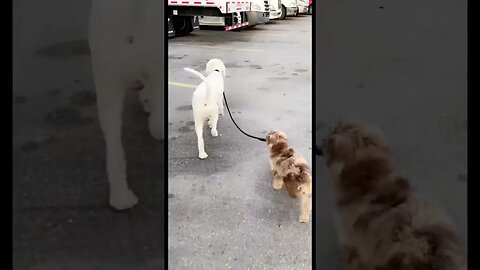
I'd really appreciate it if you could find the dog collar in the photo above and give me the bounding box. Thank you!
[214,69,221,72]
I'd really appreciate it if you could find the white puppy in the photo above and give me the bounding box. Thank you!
[89,0,164,210]
[184,59,226,159]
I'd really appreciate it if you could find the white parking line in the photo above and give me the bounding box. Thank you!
[168,81,197,89]
[170,43,263,52]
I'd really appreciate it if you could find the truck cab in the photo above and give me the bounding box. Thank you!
[279,0,298,19]
[269,0,282,20]
[297,0,309,14]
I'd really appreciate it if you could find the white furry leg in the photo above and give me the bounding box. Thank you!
[96,77,138,210]
[299,192,312,223]
[272,174,284,190]
[217,96,224,115]
[209,113,219,137]
[194,116,208,159]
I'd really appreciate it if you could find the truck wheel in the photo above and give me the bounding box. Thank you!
[173,16,193,36]
[295,8,299,16]
[280,6,286,20]
[308,5,312,14]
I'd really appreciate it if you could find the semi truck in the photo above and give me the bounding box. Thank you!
[168,0,251,37]
[279,0,298,19]
[297,0,308,14]
[269,0,282,20]
[199,0,268,29]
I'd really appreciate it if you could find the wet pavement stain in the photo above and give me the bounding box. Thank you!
[35,40,90,59]
[179,126,193,132]
[294,69,308,73]
[45,107,94,127]
[176,105,192,111]
[169,55,187,60]
[13,96,27,104]
[21,141,39,152]
[46,89,61,97]
[70,91,97,107]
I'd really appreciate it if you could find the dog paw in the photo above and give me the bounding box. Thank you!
[211,129,218,137]
[299,215,310,223]
[272,181,283,190]
[199,152,208,159]
[109,188,139,210]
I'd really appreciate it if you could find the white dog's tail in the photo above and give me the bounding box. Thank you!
[184,67,214,101]
[184,68,206,81]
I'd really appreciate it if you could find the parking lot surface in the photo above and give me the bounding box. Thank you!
[168,16,312,269]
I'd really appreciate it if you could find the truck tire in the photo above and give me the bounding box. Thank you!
[308,5,312,14]
[280,5,286,20]
[173,16,193,36]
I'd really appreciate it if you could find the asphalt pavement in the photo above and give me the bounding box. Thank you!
[168,16,313,270]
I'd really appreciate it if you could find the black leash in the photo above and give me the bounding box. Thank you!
[223,92,266,142]
[222,89,326,153]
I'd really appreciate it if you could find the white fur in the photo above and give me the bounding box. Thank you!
[89,0,164,209]
[184,59,226,159]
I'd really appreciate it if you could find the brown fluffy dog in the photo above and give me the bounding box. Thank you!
[321,122,466,270]
[266,131,312,223]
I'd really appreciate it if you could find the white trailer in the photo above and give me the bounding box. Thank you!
[168,0,251,36]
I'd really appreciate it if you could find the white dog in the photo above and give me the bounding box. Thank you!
[89,0,164,210]
[184,59,226,159]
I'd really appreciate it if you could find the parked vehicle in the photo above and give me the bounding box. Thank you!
[297,0,308,14]
[280,0,298,20]
[269,0,282,20]
[246,0,271,28]
[168,0,250,37]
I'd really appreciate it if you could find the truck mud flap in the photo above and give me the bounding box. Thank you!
[225,22,249,31]
[168,16,175,37]
[192,16,200,29]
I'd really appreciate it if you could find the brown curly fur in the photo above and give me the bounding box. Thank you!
[321,122,466,270]
[266,131,312,223]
